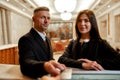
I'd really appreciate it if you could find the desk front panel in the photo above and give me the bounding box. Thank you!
[72,68,120,80]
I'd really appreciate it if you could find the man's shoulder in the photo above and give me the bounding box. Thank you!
[21,32,31,38]
[19,31,33,42]
[20,28,34,38]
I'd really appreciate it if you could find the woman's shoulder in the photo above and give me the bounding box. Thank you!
[98,39,107,43]
[69,39,77,43]
[90,39,107,44]
[68,39,78,46]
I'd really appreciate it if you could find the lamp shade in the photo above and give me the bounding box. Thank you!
[54,0,76,12]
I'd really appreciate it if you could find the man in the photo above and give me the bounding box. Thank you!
[18,6,66,79]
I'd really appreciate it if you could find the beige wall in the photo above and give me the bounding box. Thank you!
[0,8,32,45]
[10,12,32,44]
[97,5,120,49]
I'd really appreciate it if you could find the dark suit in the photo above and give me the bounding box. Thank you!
[18,28,53,78]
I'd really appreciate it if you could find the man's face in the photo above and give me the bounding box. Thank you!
[33,11,50,32]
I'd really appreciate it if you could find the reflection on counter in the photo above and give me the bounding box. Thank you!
[0,64,35,80]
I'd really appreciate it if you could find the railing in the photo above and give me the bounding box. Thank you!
[0,44,19,64]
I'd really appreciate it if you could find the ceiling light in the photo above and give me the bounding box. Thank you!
[60,11,72,21]
[54,0,76,12]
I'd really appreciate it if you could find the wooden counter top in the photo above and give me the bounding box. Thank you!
[0,44,17,50]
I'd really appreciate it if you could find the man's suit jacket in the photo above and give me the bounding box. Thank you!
[18,28,54,78]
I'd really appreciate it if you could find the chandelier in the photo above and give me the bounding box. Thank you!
[60,11,72,21]
[54,0,76,20]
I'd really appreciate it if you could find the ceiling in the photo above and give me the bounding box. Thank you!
[0,0,120,21]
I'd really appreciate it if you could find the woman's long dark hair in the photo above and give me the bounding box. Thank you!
[75,10,102,40]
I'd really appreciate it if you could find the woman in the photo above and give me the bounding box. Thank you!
[58,10,120,70]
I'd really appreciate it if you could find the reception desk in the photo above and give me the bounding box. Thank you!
[0,64,120,80]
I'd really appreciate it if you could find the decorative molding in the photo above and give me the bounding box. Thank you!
[0,1,31,19]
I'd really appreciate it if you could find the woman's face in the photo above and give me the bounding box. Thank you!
[77,14,91,35]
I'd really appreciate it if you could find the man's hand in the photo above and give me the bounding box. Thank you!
[44,60,66,76]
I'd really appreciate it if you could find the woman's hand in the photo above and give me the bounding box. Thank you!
[78,59,104,71]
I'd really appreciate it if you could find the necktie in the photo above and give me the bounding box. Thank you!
[44,37,48,48]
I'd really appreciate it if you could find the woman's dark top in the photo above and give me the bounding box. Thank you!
[58,39,120,70]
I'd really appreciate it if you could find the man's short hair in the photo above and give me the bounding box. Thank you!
[34,6,49,13]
